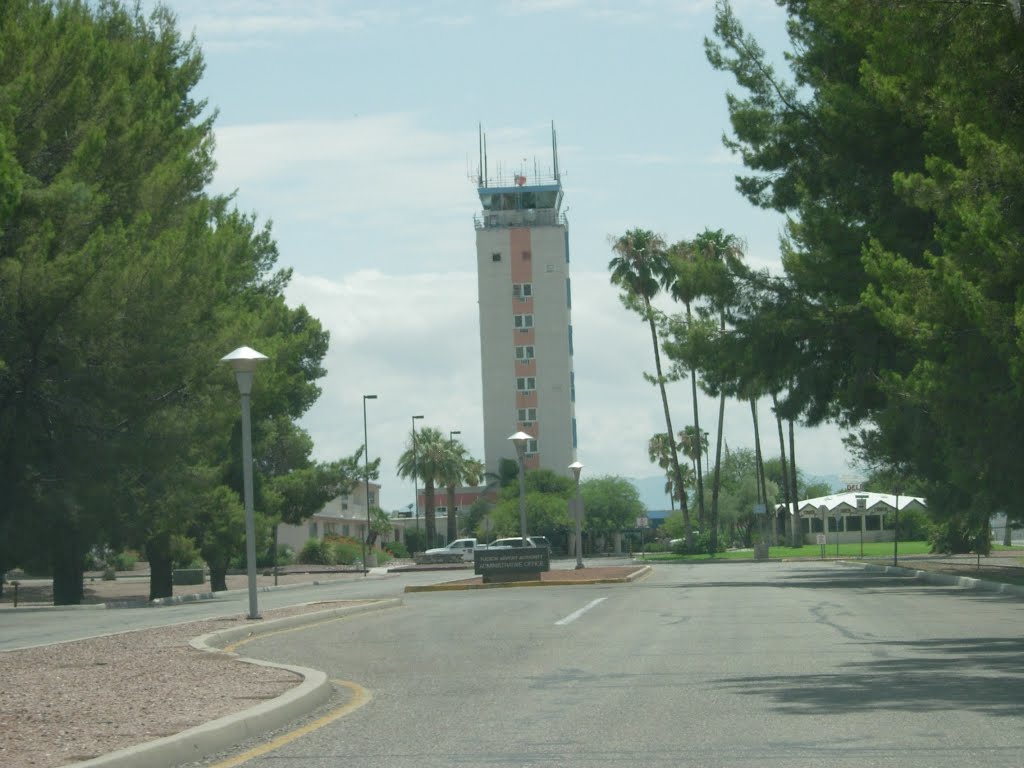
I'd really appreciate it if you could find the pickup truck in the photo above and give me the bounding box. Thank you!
[423,537,485,562]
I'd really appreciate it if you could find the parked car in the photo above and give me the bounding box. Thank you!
[423,538,484,561]
[488,536,550,549]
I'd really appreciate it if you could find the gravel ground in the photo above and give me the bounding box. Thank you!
[0,599,366,768]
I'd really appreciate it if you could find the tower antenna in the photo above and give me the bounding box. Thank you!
[551,121,560,182]
[478,123,483,186]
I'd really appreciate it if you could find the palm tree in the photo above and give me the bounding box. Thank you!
[664,238,712,536]
[679,426,709,526]
[648,432,679,510]
[677,229,746,554]
[610,228,692,546]
[396,426,448,548]
[440,437,485,542]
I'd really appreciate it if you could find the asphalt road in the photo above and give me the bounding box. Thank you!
[0,558,638,651]
[197,560,1024,768]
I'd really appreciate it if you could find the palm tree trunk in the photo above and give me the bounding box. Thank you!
[708,392,726,553]
[425,483,437,549]
[710,311,727,555]
[447,484,458,542]
[686,304,706,533]
[788,416,800,546]
[750,398,772,545]
[646,304,692,547]
[772,392,795,546]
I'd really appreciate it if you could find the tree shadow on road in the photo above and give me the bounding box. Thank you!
[711,636,1024,717]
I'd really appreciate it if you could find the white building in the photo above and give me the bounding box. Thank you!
[779,491,928,544]
[276,482,386,554]
[473,124,578,478]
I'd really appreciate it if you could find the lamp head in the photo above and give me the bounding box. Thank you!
[221,346,268,374]
[568,461,583,482]
[508,430,531,456]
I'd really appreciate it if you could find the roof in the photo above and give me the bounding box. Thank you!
[777,490,927,516]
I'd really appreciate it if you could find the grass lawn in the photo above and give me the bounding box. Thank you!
[642,540,934,561]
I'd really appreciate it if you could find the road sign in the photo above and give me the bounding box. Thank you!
[753,503,767,515]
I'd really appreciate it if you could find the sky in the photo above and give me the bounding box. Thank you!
[151,0,859,511]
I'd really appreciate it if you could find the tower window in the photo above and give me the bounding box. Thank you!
[492,252,501,262]
[512,283,533,298]
[514,314,534,329]
[515,345,535,360]
[522,250,531,260]
[516,377,536,392]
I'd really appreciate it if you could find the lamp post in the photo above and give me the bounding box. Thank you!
[412,415,424,537]
[856,493,867,558]
[508,431,531,545]
[362,394,377,575]
[819,504,828,559]
[449,430,461,444]
[893,484,902,567]
[569,461,584,569]
[221,345,268,621]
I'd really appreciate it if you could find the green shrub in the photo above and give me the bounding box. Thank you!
[894,507,934,541]
[298,538,332,565]
[330,536,362,565]
[275,544,294,567]
[375,549,392,564]
[83,547,106,571]
[670,531,725,556]
[109,550,138,572]
[403,529,427,555]
[169,535,202,569]
[930,518,990,555]
[385,541,409,559]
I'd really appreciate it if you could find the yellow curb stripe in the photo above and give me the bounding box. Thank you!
[208,679,371,767]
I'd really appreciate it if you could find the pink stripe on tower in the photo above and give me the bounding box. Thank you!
[510,228,532,282]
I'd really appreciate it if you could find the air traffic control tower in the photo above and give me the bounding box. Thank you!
[473,124,578,479]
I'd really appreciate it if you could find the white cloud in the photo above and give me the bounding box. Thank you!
[287,268,854,511]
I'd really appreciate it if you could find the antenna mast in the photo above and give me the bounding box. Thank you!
[551,121,560,182]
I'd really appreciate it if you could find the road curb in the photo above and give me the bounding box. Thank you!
[64,598,402,768]
[840,560,1024,596]
[403,565,652,592]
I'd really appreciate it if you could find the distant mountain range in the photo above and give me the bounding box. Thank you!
[629,474,845,511]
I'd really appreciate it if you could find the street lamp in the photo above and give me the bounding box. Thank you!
[508,431,531,545]
[893,484,902,567]
[362,394,377,575]
[221,345,268,620]
[449,430,461,444]
[856,493,868,558]
[819,504,828,560]
[412,415,424,537]
[569,461,584,569]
